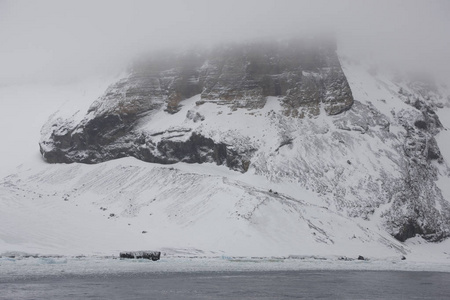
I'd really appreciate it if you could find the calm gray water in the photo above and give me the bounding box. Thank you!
[1,270,450,299]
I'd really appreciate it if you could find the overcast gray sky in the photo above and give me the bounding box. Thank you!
[1,0,450,85]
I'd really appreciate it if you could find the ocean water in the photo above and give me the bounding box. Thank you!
[2,270,450,299]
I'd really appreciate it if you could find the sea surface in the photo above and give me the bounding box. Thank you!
[2,270,450,299]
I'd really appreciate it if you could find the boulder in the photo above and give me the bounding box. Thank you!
[119,251,161,261]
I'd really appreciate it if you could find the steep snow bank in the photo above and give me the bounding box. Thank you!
[0,157,409,258]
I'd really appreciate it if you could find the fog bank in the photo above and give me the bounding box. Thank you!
[0,0,449,85]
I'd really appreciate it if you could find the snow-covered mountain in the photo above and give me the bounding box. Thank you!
[1,37,450,260]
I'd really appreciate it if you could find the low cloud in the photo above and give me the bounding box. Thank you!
[1,0,449,85]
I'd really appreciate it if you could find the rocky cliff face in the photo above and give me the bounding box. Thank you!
[382,86,447,242]
[39,37,450,243]
[39,38,353,171]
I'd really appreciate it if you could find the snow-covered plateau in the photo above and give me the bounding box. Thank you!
[1,39,450,273]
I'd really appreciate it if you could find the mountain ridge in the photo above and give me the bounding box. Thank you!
[1,38,450,257]
[38,38,450,243]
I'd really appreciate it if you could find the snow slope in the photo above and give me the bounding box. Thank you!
[0,157,407,258]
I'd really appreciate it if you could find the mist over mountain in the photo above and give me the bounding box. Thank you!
[1,0,449,86]
[1,1,450,260]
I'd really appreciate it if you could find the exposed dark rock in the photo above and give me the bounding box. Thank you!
[119,251,160,261]
[41,122,254,172]
[357,255,365,260]
[338,256,354,261]
[394,219,424,242]
[414,120,427,130]
[186,110,205,122]
[426,138,442,161]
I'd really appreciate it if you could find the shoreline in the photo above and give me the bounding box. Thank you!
[1,255,450,279]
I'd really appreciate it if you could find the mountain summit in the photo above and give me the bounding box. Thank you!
[40,38,353,171]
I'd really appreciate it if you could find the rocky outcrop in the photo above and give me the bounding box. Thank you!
[200,39,353,116]
[382,92,449,242]
[119,251,161,261]
[40,37,353,170]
